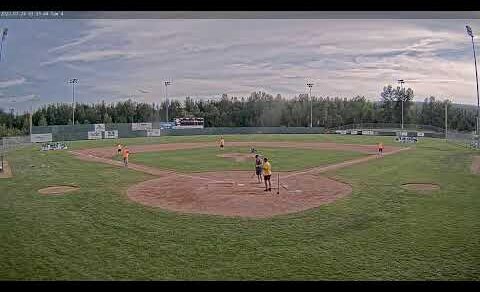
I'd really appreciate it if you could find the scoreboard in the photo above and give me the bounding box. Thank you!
[174,117,204,129]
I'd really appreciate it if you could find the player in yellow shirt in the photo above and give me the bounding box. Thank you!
[262,157,272,192]
[219,136,225,150]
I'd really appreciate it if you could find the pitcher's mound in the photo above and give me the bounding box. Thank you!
[401,183,440,193]
[217,153,255,162]
[38,185,80,195]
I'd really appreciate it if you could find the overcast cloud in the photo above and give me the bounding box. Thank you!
[0,17,480,112]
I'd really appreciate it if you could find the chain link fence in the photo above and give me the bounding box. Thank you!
[331,123,444,133]
[446,130,479,150]
[1,136,32,173]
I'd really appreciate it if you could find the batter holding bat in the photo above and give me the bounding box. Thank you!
[263,157,272,192]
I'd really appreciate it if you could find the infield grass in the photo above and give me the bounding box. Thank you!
[124,146,365,172]
[0,134,479,280]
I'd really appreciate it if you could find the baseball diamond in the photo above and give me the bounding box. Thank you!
[1,133,479,281]
[2,14,480,282]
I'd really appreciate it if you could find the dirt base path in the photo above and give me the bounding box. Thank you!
[471,156,480,175]
[71,142,410,218]
[74,141,403,159]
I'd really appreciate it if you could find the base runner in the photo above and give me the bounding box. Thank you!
[117,144,122,155]
[262,157,272,192]
[123,146,130,167]
[254,154,263,183]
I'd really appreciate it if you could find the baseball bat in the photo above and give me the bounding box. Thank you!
[277,173,280,194]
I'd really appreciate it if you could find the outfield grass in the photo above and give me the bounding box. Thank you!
[0,134,479,280]
[67,133,409,150]
[124,146,365,172]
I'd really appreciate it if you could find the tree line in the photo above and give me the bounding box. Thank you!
[1,84,478,137]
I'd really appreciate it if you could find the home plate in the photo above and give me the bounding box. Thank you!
[238,183,245,186]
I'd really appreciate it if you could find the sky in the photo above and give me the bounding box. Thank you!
[1,15,480,113]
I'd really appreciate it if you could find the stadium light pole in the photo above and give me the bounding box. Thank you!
[307,83,314,128]
[68,78,78,126]
[27,95,39,136]
[398,79,405,130]
[466,25,480,140]
[164,81,172,122]
[0,27,8,63]
[445,99,449,141]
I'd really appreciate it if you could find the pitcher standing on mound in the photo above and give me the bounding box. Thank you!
[219,136,225,150]
[377,142,384,158]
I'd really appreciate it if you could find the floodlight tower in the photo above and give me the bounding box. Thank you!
[68,78,79,126]
[164,81,172,122]
[307,83,314,128]
[466,25,480,139]
[398,79,405,130]
[0,27,8,62]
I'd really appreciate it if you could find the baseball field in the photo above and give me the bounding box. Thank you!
[1,134,479,280]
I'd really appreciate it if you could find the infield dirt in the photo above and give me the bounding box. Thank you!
[72,142,408,218]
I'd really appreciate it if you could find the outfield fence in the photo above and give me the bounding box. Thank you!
[329,123,445,139]
[27,122,476,146]
[332,123,444,133]
[32,123,327,142]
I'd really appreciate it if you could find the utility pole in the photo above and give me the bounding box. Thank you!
[398,79,405,130]
[68,78,78,126]
[466,25,480,143]
[29,105,33,136]
[164,81,172,122]
[445,99,448,141]
[307,83,314,128]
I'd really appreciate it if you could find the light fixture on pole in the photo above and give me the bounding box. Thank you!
[466,25,480,140]
[397,79,405,130]
[307,83,314,128]
[164,81,172,122]
[68,78,78,126]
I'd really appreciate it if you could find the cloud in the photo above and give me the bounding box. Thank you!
[41,50,139,66]
[4,18,480,112]
[0,77,26,88]
[0,93,38,103]
[47,31,99,53]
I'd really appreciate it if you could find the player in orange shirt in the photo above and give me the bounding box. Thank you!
[377,142,384,157]
[123,146,130,167]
